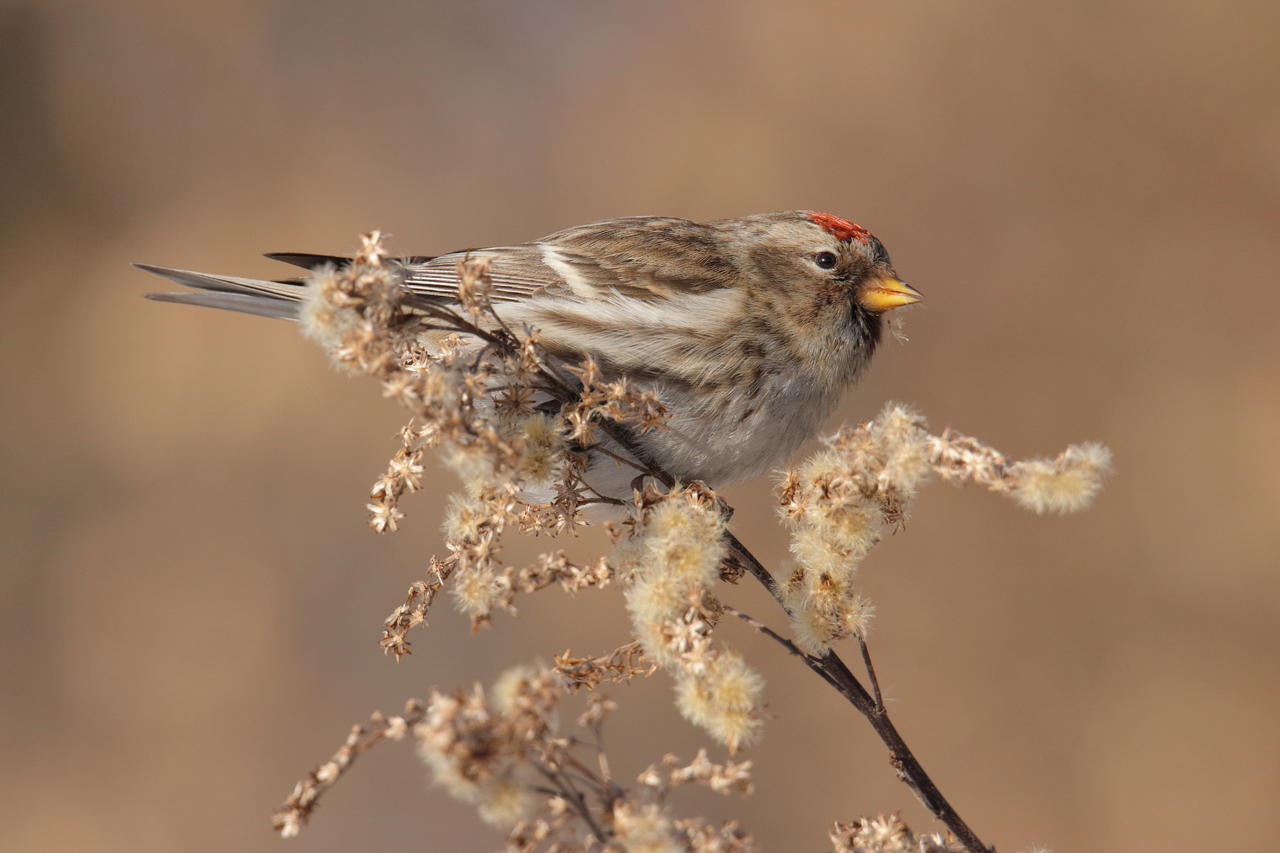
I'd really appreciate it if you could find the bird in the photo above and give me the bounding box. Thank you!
[139,211,921,502]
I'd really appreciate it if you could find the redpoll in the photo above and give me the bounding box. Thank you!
[140,212,920,499]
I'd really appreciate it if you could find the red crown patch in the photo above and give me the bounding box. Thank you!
[807,212,871,243]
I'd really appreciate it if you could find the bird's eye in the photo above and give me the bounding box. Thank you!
[813,251,838,270]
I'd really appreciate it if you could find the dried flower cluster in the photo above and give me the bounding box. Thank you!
[829,815,963,853]
[778,403,1111,655]
[614,484,765,752]
[555,641,655,692]
[273,699,425,838]
[281,665,760,851]
[272,676,988,853]
[294,235,662,651]
[273,233,1107,852]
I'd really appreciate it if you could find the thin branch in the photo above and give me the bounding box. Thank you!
[533,763,611,844]
[724,532,782,601]
[721,553,992,852]
[724,607,853,700]
[272,700,425,837]
[559,753,615,797]
[859,634,885,713]
[587,442,652,474]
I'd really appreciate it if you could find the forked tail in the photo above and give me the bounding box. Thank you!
[136,254,354,320]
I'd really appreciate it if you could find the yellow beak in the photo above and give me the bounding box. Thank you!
[857,278,923,313]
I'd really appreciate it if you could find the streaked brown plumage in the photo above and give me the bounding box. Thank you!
[140,211,920,498]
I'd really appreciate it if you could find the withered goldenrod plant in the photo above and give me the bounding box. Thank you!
[262,233,1109,852]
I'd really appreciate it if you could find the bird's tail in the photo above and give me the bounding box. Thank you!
[139,252,444,320]
[137,263,313,320]
[136,253,356,320]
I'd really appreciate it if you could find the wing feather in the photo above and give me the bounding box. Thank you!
[402,248,565,303]
[539,216,737,300]
[399,217,736,305]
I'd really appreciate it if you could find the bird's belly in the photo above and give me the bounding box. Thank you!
[617,370,838,490]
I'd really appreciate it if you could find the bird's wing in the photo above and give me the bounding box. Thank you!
[536,216,737,300]
[400,217,737,306]
[401,246,564,304]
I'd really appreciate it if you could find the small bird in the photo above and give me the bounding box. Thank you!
[140,212,921,499]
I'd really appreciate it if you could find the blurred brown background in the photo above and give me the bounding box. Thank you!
[3,1,1278,850]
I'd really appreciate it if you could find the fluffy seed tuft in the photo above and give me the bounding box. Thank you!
[1010,442,1113,515]
[674,652,765,753]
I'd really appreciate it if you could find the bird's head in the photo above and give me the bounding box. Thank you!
[723,211,922,359]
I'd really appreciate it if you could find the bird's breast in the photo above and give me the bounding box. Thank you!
[630,357,850,488]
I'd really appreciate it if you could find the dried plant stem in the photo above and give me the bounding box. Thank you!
[516,341,996,851]
[272,700,426,837]
[533,764,612,844]
[727,594,993,853]
[858,635,884,712]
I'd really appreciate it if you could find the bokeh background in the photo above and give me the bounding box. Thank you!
[4,1,1278,851]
